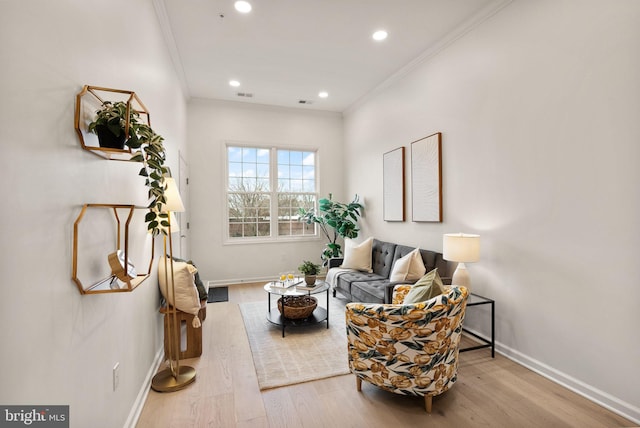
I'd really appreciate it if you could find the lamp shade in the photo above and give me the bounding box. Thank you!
[162,177,185,213]
[443,233,480,263]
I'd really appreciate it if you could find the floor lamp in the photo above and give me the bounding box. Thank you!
[443,233,480,291]
[151,177,196,392]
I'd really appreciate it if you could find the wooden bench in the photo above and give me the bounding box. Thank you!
[160,300,207,359]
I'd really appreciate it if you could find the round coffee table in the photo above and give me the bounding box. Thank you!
[264,280,330,337]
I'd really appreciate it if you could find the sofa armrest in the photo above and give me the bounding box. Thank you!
[328,257,344,268]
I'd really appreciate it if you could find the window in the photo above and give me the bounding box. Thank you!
[227,145,317,241]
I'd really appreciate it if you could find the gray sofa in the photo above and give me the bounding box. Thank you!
[328,238,450,304]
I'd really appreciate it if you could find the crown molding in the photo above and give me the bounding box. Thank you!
[152,0,191,100]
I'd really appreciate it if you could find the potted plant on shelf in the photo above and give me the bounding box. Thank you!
[87,101,132,149]
[298,260,321,286]
[299,194,363,265]
[88,101,170,236]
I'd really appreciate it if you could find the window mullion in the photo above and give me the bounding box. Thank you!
[270,147,278,238]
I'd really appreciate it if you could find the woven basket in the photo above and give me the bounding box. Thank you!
[277,295,317,319]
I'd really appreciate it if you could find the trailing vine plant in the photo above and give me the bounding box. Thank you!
[88,101,170,236]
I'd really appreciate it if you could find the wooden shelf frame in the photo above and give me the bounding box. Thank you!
[72,204,155,294]
[74,85,151,160]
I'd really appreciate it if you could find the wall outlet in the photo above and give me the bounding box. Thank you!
[113,362,120,391]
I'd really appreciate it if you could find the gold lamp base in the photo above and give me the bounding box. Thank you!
[151,365,196,392]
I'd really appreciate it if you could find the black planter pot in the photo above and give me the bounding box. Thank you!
[95,124,126,149]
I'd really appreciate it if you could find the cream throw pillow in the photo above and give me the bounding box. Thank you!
[341,237,373,272]
[158,256,202,327]
[406,250,426,281]
[389,248,426,282]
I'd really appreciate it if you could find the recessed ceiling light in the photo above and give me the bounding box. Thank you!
[229,80,240,87]
[372,30,388,41]
[318,91,329,98]
[234,1,252,13]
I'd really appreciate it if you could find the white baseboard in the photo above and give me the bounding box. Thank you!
[123,347,164,428]
[463,327,640,425]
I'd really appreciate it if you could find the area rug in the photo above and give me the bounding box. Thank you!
[239,295,350,390]
[208,286,228,303]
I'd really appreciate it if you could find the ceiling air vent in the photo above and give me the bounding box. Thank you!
[237,92,253,98]
[298,99,313,104]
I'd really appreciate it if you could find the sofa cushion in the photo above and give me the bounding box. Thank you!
[371,239,396,277]
[335,270,386,298]
[342,237,373,272]
[352,280,387,303]
[403,268,445,304]
[418,249,449,279]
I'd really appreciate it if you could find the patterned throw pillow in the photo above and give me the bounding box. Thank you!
[403,268,444,304]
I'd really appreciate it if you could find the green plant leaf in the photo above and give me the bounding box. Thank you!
[147,159,161,170]
[127,133,142,149]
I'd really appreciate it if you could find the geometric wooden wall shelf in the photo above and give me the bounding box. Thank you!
[74,85,150,161]
[72,204,154,294]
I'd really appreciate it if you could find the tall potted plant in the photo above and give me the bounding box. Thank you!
[88,101,170,236]
[299,194,363,265]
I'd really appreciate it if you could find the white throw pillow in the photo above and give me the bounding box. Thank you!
[389,248,426,282]
[389,249,413,282]
[158,256,202,326]
[406,249,426,281]
[341,237,373,272]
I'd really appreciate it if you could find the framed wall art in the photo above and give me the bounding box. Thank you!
[411,132,442,222]
[383,146,405,222]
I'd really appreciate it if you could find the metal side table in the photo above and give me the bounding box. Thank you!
[460,292,495,357]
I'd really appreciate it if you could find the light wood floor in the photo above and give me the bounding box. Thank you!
[137,283,634,427]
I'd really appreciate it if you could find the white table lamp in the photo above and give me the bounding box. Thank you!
[443,233,480,290]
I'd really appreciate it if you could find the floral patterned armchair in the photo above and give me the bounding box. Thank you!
[345,285,468,412]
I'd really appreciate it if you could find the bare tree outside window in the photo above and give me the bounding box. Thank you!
[227,146,317,240]
[228,181,271,237]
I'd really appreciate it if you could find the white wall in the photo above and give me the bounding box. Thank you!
[344,0,639,422]
[187,99,343,282]
[0,1,186,427]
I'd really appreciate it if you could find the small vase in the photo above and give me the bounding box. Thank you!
[304,275,316,286]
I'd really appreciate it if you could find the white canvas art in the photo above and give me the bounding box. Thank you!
[383,147,405,221]
[411,133,442,222]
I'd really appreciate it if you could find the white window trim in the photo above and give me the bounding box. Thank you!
[223,142,320,245]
